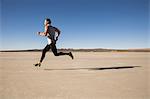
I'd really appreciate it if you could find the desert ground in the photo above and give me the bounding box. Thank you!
[0,52,149,99]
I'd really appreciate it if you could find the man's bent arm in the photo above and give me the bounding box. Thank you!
[38,25,49,36]
[55,27,61,36]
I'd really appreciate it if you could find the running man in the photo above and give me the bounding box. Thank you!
[34,18,74,67]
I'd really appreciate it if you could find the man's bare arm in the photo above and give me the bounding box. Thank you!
[38,25,49,36]
[54,27,61,41]
[55,27,60,36]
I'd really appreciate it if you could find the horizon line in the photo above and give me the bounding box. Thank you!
[0,47,150,50]
[0,48,150,52]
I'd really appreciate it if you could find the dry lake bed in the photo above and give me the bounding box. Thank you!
[0,52,149,99]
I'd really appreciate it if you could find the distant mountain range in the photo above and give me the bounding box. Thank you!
[0,48,150,52]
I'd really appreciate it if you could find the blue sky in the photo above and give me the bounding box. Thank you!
[1,0,149,50]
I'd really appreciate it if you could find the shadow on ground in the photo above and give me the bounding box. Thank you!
[44,66,141,71]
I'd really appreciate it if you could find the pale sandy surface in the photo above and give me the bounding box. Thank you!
[0,52,149,99]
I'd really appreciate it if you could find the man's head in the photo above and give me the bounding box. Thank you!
[44,18,51,25]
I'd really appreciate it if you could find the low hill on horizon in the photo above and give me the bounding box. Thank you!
[0,48,150,52]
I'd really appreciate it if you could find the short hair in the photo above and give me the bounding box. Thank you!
[45,18,51,24]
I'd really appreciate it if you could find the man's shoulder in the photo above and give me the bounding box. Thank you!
[52,26,59,30]
[49,25,56,28]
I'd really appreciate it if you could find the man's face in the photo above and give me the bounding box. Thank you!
[44,20,47,25]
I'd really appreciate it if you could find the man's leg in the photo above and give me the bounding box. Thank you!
[34,44,50,66]
[40,44,51,62]
[51,43,74,59]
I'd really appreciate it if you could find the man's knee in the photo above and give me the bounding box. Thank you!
[42,49,47,53]
[43,47,50,52]
[54,53,59,56]
[53,53,59,56]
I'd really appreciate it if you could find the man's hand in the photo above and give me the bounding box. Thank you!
[37,32,46,36]
[51,40,56,44]
[37,32,40,35]
[56,36,59,41]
